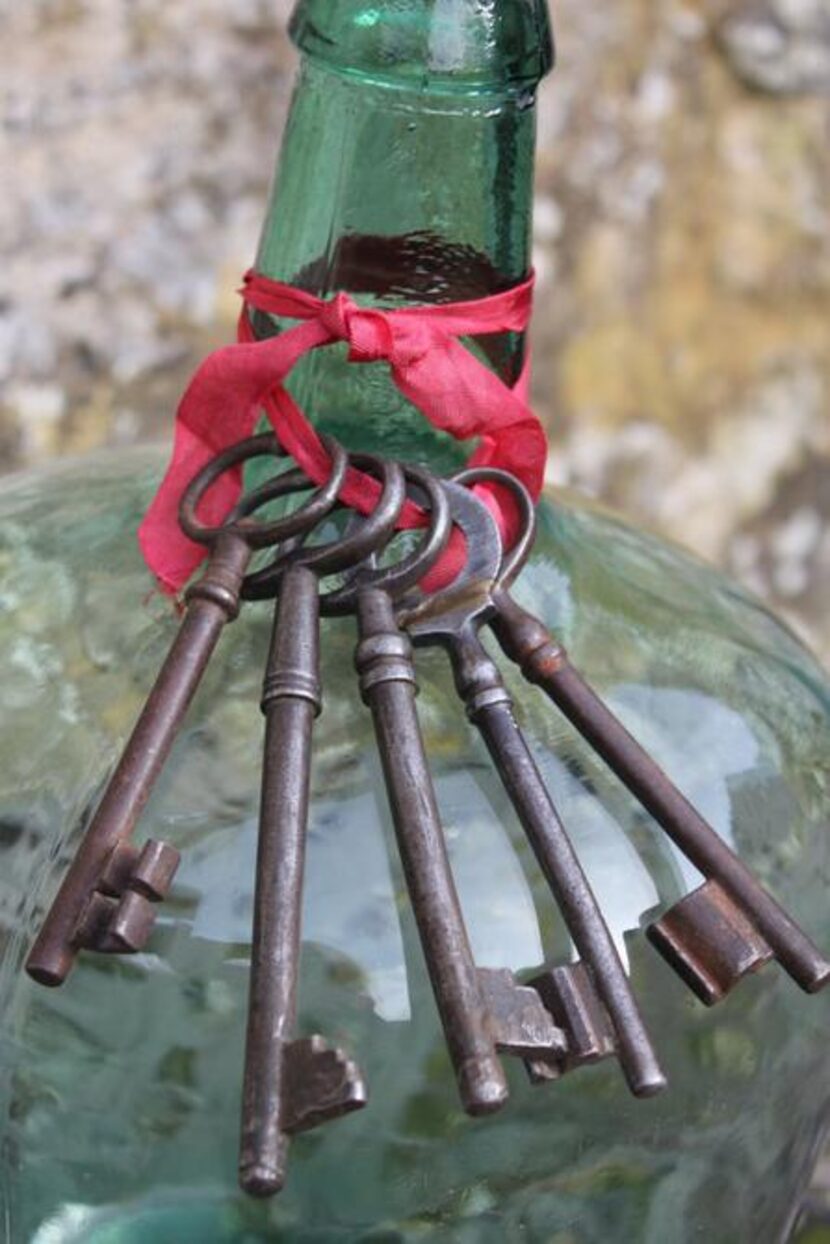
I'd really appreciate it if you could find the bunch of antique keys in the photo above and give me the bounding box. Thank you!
[25,431,830,1196]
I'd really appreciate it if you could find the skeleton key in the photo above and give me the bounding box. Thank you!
[239,452,408,1196]
[26,434,339,988]
[398,479,666,1098]
[325,466,567,1115]
[459,467,830,1007]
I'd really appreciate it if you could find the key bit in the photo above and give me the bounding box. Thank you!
[98,839,180,902]
[101,890,157,954]
[281,1036,367,1136]
[525,962,616,1082]
[477,967,568,1060]
[74,838,180,956]
[241,1033,367,1198]
[647,879,774,1006]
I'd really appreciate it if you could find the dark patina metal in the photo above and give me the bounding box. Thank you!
[456,464,830,1005]
[337,466,567,1114]
[26,432,830,1205]
[525,962,616,1081]
[26,434,345,988]
[647,879,774,1005]
[240,452,409,1197]
[397,479,666,1099]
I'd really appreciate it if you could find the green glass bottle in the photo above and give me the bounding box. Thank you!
[0,3,829,1243]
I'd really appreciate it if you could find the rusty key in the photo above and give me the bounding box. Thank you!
[397,479,665,1098]
[325,466,567,1115]
[458,465,830,1007]
[26,434,343,988]
[239,452,412,1196]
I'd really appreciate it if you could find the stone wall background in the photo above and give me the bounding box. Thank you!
[0,0,828,668]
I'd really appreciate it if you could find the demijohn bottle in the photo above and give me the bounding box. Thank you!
[0,2,829,1242]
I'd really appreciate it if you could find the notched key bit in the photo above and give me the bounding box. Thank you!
[241,1032,367,1198]
[97,838,181,901]
[647,879,774,1006]
[477,967,568,1061]
[524,962,616,1083]
[73,838,180,956]
[281,1036,367,1136]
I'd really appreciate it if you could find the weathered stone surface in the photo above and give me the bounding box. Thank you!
[717,0,830,96]
[529,0,830,665]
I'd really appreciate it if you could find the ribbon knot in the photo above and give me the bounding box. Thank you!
[319,292,397,365]
[138,267,547,595]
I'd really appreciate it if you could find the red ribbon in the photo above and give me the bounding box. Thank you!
[138,268,546,593]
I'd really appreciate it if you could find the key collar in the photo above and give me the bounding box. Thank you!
[398,479,502,644]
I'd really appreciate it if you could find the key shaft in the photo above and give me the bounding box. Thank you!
[241,562,368,1197]
[356,587,509,1115]
[241,564,318,1194]
[26,532,249,987]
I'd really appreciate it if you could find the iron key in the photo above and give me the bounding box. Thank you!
[335,467,566,1114]
[239,452,408,1195]
[26,434,316,987]
[462,467,830,1006]
[399,480,666,1098]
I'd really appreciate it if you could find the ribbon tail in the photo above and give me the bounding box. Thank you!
[138,321,329,592]
[390,339,546,584]
[138,420,239,594]
[393,338,545,484]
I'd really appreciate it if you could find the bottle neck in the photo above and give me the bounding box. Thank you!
[256,56,538,301]
[288,0,554,93]
[253,4,551,466]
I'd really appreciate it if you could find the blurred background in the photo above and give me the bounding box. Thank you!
[1,0,829,663]
[0,0,829,1236]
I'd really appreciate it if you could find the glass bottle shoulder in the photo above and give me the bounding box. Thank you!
[0,451,828,1242]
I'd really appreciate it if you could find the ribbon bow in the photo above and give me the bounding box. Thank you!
[138,268,546,593]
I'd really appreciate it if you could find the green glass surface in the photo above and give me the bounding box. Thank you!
[253,0,551,471]
[0,449,828,1243]
[287,0,554,89]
